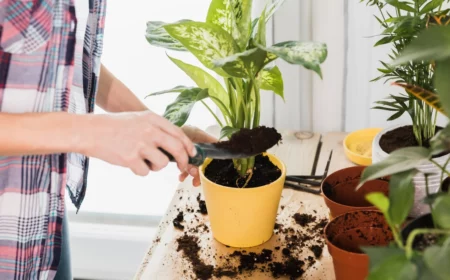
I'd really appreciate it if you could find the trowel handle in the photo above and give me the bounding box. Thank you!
[157,144,205,166]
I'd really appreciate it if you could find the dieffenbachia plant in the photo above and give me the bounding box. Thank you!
[145,0,327,178]
[362,0,450,146]
[356,24,450,279]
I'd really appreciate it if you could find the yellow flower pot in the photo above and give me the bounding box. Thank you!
[200,153,286,248]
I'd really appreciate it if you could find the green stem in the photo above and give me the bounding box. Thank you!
[227,78,237,122]
[440,156,450,191]
[201,100,224,127]
[405,229,450,259]
[238,158,248,177]
[251,76,260,129]
[247,156,255,171]
[431,159,450,177]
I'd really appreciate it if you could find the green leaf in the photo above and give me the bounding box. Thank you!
[260,66,284,100]
[432,195,450,229]
[366,192,390,215]
[213,48,269,78]
[164,21,240,77]
[360,147,431,185]
[375,36,396,47]
[387,110,405,121]
[258,41,327,78]
[168,56,230,111]
[435,57,450,117]
[367,253,418,280]
[424,238,450,280]
[206,0,252,50]
[388,170,416,225]
[385,0,416,13]
[265,0,287,22]
[219,126,239,140]
[146,85,194,98]
[430,123,450,155]
[393,26,450,65]
[145,21,189,51]
[420,0,444,14]
[255,7,267,47]
[163,88,208,126]
[363,246,405,271]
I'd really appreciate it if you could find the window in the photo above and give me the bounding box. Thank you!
[67,0,215,216]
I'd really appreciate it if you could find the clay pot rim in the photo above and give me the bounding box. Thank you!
[324,210,386,257]
[321,166,389,209]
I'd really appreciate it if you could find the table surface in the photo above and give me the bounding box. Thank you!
[135,128,355,280]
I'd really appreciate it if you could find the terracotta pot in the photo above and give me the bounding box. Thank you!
[373,124,450,218]
[321,166,389,219]
[324,210,393,280]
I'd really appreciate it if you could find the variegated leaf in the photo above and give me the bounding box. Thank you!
[163,88,208,126]
[260,66,284,100]
[168,56,230,112]
[266,0,287,22]
[146,85,193,98]
[213,48,269,78]
[145,21,189,51]
[164,21,240,77]
[259,41,327,78]
[394,83,447,116]
[255,7,266,47]
[206,0,252,50]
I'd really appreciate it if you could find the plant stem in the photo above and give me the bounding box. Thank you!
[252,76,260,129]
[440,156,450,190]
[201,101,224,127]
[431,159,450,177]
[405,229,450,259]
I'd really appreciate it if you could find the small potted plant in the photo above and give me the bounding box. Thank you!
[361,0,450,217]
[145,0,327,247]
[357,24,450,280]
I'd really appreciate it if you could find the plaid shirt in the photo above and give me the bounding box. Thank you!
[0,0,106,279]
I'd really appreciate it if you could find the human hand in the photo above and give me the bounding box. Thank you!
[178,126,217,186]
[80,111,196,176]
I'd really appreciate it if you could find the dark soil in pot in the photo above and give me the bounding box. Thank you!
[205,126,283,188]
[401,213,439,251]
[380,125,442,154]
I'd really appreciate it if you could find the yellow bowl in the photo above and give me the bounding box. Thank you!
[343,128,382,166]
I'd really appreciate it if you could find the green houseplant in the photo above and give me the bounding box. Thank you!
[146,0,327,178]
[145,0,327,247]
[358,24,450,280]
[363,0,450,217]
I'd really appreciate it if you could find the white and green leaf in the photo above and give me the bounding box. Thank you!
[255,7,267,47]
[163,88,208,126]
[164,21,240,76]
[145,21,190,51]
[168,55,230,111]
[260,66,284,100]
[206,0,252,50]
[213,48,269,77]
[266,0,288,22]
[146,85,194,98]
[258,41,328,78]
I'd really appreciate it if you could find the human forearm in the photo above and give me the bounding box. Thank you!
[0,112,90,156]
[96,64,148,112]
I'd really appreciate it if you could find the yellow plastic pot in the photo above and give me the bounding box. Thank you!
[200,153,286,248]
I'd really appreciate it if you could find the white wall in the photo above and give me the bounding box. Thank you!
[265,0,447,132]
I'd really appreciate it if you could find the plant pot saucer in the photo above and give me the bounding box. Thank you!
[343,128,382,166]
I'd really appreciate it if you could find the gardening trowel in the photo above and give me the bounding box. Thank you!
[157,143,265,166]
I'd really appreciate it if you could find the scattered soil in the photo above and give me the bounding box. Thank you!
[176,234,214,280]
[293,213,316,227]
[214,126,282,155]
[310,245,323,258]
[269,258,305,279]
[379,125,442,154]
[173,211,184,230]
[196,194,207,215]
[204,154,281,188]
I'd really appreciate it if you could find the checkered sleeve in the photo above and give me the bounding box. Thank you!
[0,0,53,54]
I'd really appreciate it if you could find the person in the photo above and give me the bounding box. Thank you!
[0,0,216,279]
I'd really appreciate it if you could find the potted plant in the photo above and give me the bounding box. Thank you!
[357,24,450,280]
[362,0,450,217]
[145,0,327,247]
